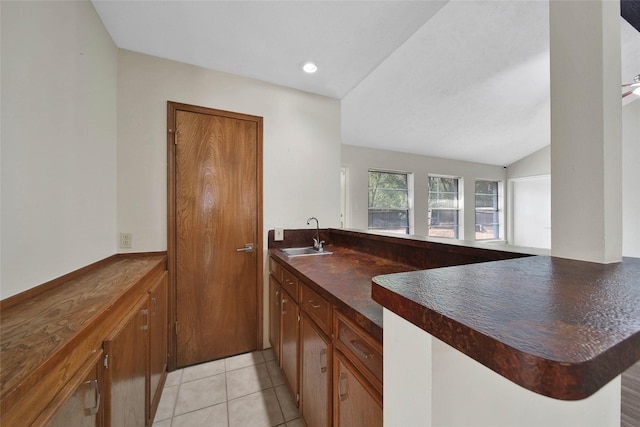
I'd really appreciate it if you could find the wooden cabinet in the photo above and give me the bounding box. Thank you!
[269,275,281,362]
[269,255,384,427]
[333,312,382,427]
[34,350,104,427]
[300,313,331,427]
[270,258,300,405]
[0,255,168,427]
[103,295,148,427]
[334,350,382,427]
[147,272,169,425]
[280,288,299,404]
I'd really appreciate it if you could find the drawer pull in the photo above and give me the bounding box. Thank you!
[142,309,149,331]
[308,299,321,309]
[320,348,327,373]
[338,372,348,401]
[350,340,373,359]
[84,379,100,415]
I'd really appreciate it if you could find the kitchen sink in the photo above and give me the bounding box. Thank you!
[279,246,333,257]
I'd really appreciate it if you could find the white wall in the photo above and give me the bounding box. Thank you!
[341,144,506,241]
[116,50,342,343]
[385,308,621,427]
[1,1,118,298]
[117,50,341,253]
[622,100,640,257]
[506,99,640,257]
[507,145,550,179]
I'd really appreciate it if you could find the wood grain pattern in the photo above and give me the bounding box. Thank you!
[335,312,383,394]
[147,272,169,425]
[167,102,264,371]
[372,256,640,400]
[0,255,119,311]
[104,295,148,427]
[281,288,300,404]
[269,276,281,362]
[33,349,104,427]
[0,254,166,426]
[300,313,332,427]
[175,109,260,367]
[622,360,640,427]
[334,350,382,427]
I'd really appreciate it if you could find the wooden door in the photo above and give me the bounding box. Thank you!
[269,275,281,362]
[300,314,331,427]
[172,105,262,367]
[36,350,104,427]
[281,289,299,404]
[148,272,168,425]
[334,351,382,427]
[103,296,148,427]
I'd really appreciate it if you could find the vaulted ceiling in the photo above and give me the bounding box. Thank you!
[92,1,640,166]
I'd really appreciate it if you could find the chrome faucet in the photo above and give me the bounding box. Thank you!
[307,217,324,252]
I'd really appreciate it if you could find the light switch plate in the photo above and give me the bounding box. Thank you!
[275,227,284,241]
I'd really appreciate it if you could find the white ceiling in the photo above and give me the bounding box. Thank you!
[92,0,640,166]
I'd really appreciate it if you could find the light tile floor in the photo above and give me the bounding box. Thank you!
[153,349,303,427]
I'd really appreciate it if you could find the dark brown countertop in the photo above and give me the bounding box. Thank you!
[372,255,640,400]
[270,246,417,342]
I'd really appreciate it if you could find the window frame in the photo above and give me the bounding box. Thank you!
[427,175,462,240]
[367,169,413,235]
[474,179,503,241]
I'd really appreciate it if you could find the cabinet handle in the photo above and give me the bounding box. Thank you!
[308,299,321,309]
[338,372,348,401]
[281,298,287,315]
[350,340,373,359]
[151,297,157,316]
[320,348,327,373]
[84,379,100,416]
[142,309,149,331]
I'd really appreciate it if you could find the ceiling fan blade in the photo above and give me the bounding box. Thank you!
[622,82,640,88]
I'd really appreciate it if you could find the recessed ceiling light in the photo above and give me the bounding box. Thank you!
[302,62,318,74]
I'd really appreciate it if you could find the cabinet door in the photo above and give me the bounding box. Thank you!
[269,275,281,362]
[40,350,103,427]
[148,272,169,425]
[280,289,299,405]
[300,314,331,427]
[334,351,382,427]
[104,296,148,427]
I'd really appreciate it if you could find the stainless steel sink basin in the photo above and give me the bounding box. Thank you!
[279,246,332,257]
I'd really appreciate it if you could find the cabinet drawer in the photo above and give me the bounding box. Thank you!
[281,268,299,302]
[300,283,331,334]
[269,257,282,282]
[336,313,383,388]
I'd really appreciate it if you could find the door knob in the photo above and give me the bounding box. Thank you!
[236,243,254,252]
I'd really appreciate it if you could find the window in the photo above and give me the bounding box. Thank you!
[475,180,500,240]
[368,170,410,234]
[428,176,460,239]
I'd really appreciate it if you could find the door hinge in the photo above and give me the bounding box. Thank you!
[103,354,109,369]
[169,129,181,144]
